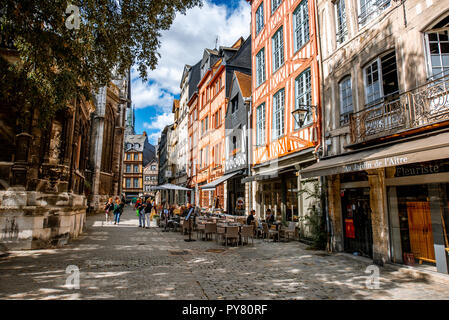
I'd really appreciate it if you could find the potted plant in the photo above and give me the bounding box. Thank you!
[153,214,160,226]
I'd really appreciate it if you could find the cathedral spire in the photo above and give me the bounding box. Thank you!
[125,104,135,136]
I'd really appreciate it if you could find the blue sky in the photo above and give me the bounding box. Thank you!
[131,0,251,145]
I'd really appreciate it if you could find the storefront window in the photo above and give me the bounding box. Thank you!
[393,183,449,266]
[261,181,281,219]
[341,188,373,258]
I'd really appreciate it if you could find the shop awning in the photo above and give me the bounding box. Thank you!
[300,131,449,178]
[150,183,191,191]
[200,171,241,191]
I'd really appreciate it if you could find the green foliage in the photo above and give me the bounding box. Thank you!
[0,0,203,127]
[298,180,327,250]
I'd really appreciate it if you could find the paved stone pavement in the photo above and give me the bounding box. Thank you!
[1,206,449,300]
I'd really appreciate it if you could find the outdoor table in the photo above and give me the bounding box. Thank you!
[216,223,245,245]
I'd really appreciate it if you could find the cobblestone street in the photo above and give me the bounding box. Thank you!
[1,206,449,300]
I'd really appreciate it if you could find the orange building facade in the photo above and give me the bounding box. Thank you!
[189,38,250,211]
[196,53,227,209]
[247,0,322,225]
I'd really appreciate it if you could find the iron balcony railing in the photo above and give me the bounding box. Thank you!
[358,0,391,26]
[350,72,449,145]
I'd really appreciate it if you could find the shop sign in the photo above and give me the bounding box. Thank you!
[395,159,449,177]
[343,156,409,173]
[345,218,355,239]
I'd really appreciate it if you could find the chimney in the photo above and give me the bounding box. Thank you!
[143,131,147,137]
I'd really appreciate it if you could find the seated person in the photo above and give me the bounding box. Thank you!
[247,210,255,225]
[266,209,275,226]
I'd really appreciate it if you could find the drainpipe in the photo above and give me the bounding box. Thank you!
[314,0,330,251]
[244,97,252,213]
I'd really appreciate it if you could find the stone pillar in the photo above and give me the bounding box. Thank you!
[367,169,390,266]
[245,182,250,215]
[387,186,403,263]
[251,181,261,218]
[223,181,228,212]
[327,175,344,252]
[90,115,105,210]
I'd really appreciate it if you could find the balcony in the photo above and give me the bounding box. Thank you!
[350,73,449,145]
[358,0,391,26]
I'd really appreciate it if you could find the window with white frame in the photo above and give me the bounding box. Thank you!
[271,0,282,14]
[358,0,390,26]
[426,29,449,78]
[272,27,284,72]
[293,0,309,52]
[256,2,264,35]
[335,0,347,44]
[364,60,382,105]
[256,48,266,87]
[256,103,266,146]
[363,51,399,106]
[272,89,285,140]
[294,68,312,130]
[339,76,353,126]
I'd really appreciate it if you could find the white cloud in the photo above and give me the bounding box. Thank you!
[142,112,174,144]
[143,113,174,131]
[131,79,174,111]
[131,0,251,110]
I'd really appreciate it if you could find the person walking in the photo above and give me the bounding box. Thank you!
[104,198,114,224]
[136,197,144,227]
[113,198,122,225]
[143,198,152,229]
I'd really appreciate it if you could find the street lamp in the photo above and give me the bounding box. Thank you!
[292,104,316,128]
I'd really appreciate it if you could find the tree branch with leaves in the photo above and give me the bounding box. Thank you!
[0,0,203,127]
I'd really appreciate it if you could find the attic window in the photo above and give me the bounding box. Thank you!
[231,96,238,113]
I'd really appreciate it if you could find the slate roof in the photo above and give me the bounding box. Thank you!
[124,134,148,152]
[188,60,201,100]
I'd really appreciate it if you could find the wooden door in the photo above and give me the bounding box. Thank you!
[406,202,435,263]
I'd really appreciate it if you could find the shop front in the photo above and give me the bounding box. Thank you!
[226,172,246,215]
[247,149,317,226]
[199,172,239,211]
[387,161,449,269]
[301,131,449,273]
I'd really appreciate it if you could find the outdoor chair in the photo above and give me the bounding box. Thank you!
[252,220,263,238]
[282,222,297,242]
[204,223,217,241]
[181,220,189,234]
[240,225,254,245]
[225,226,239,247]
[196,223,205,240]
[216,226,226,244]
[262,222,279,242]
[194,216,201,231]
